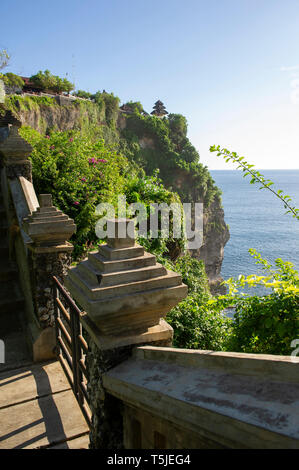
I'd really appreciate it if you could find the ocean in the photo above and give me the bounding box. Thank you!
[210,170,299,295]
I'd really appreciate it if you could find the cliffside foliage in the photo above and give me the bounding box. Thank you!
[120,111,221,206]
[20,126,185,261]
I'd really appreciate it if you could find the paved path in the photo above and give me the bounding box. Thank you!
[0,360,90,449]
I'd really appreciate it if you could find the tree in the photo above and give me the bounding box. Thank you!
[1,73,24,89]
[151,100,168,117]
[30,70,74,94]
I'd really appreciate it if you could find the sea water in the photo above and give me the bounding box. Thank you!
[210,170,299,295]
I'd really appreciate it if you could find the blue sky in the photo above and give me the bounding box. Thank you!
[1,0,299,169]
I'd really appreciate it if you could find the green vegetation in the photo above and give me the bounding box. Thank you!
[10,91,298,357]
[210,250,299,355]
[207,147,299,355]
[120,111,221,206]
[30,70,74,94]
[0,72,24,89]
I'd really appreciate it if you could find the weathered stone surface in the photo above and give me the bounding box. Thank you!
[86,331,172,449]
[29,247,73,328]
[103,347,299,449]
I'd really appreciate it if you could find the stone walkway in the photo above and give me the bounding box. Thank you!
[0,360,90,449]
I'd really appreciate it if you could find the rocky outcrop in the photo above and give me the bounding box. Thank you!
[194,199,230,295]
[167,168,230,294]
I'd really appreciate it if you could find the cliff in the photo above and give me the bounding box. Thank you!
[1,94,230,293]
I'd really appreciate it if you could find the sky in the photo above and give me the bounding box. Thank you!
[1,0,299,169]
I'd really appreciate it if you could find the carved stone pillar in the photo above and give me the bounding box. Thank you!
[65,218,188,448]
[24,194,76,329]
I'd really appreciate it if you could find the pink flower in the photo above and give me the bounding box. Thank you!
[45,135,50,139]
[51,145,55,150]
[73,201,79,206]
[81,177,86,182]
[69,138,74,142]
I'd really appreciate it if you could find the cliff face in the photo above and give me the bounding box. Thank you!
[168,168,230,295]
[7,98,103,134]
[4,96,230,294]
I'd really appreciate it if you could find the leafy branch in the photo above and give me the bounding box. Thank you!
[0,50,10,71]
[210,145,299,221]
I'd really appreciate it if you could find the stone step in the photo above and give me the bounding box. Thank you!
[88,250,156,273]
[77,261,167,287]
[98,244,145,261]
[68,268,182,301]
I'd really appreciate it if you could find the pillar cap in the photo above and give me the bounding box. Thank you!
[23,194,76,246]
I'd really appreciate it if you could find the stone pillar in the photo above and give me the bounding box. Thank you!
[24,194,76,330]
[65,218,188,448]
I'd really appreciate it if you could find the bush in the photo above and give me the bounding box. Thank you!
[227,292,299,355]
[166,254,232,350]
[20,126,128,258]
[167,294,232,350]
[212,250,299,355]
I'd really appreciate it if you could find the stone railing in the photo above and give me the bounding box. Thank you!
[103,346,299,449]
[0,111,76,361]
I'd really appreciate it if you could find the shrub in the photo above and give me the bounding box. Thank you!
[212,250,299,355]
[20,126,128,258]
